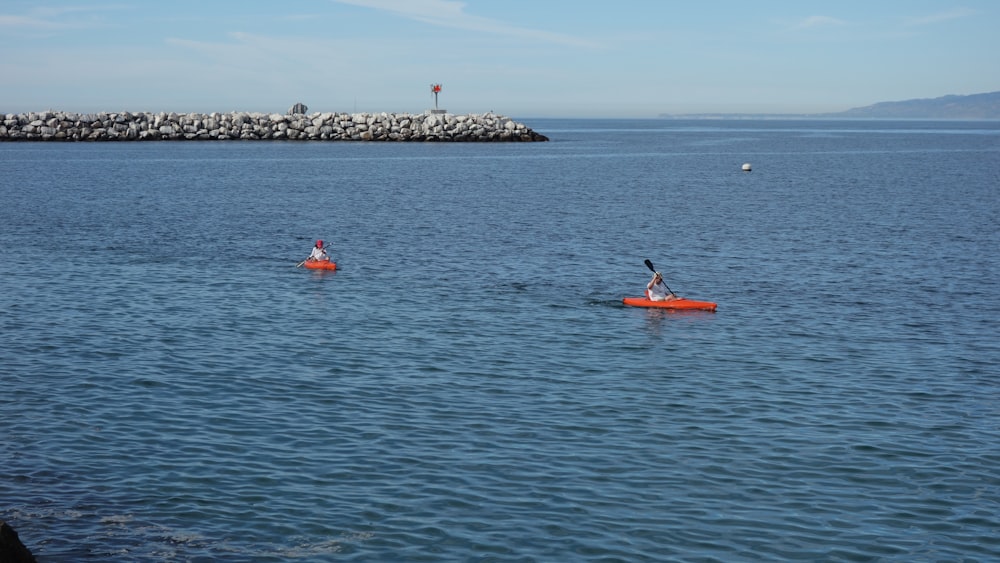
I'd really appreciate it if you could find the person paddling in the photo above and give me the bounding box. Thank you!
[307,239,330,263]
[647,271,680,302]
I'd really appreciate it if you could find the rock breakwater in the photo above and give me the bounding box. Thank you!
[0,110,548,142]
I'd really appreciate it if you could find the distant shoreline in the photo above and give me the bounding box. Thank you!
[0,110,549,142]
[660,91,1000,120]
[658,114,1000,121]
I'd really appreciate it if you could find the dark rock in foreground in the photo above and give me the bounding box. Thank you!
[0,110,549,142]
[0,521,37,563]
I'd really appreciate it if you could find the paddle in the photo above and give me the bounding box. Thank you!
[644,259,676,296]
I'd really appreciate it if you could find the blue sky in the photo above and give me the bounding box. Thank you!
[2,1,997,118]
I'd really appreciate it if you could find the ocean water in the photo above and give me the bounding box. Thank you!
[1,119,998,562]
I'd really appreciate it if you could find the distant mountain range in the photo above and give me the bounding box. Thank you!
[660,91,1000,120]
[830,91,1000,119]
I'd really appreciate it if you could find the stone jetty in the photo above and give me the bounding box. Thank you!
[0,109,548,142]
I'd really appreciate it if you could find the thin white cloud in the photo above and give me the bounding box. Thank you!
[332,0,600,48]
[903,8,977,27]
[166,32,313,67]
[0,4,125,30]
[0,14,64,29]
[164,31,375,78]
[791,15,848,29]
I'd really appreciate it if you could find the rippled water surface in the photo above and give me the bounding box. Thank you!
[2,119,999,561]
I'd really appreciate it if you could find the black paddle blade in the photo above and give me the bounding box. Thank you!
[644,259,656,272]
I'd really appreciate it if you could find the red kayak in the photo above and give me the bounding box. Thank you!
[622,296,717,311]
[303,259,337,271]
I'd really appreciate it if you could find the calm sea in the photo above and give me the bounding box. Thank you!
[2,119,998,562]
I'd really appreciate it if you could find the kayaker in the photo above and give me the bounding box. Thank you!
[647,271,679,302]
[307,239,329,262]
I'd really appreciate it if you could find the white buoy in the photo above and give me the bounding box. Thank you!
[742,163,752,172]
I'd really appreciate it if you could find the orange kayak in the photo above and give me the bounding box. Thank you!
[303,260,337,271]
[622,296,717,311]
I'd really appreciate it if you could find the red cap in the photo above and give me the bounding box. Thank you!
[316,240,323,247]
